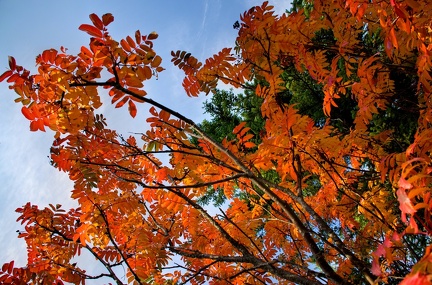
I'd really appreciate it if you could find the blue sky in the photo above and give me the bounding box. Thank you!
[0,0,291,281]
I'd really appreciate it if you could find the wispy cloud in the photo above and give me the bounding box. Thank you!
[246,0,292,15]
[197,0,210,40]
[0,112,75,266]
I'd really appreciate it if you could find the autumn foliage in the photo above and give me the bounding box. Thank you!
[1,0,432,284]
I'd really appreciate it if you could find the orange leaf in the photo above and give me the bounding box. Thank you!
[126,36,136,49]
[155,168,168,182]
[148,31,158,40]
[239,127,251,137]
[80,46,93,58]
[21,106,35,120]
[388,28,398,49]
[241,133,254,142]
[182,75,200,96]
[159,110,170,121]
[143,66,152,79]
[120,39,131,52]
[233,122,247,134]
[151,55,162,68]
[243,142,256,148]
[78,24,103,38]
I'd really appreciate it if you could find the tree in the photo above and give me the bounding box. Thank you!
[198,88,264,143]
[0,1,432,284]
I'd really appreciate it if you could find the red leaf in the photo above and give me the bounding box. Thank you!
[39,49,58,64]
[394,6,406,19]
[7,261,13,274]
[8,56,16,70]
[102,13,114,26]
[397,188,416,223]
[6,73,19,83]
[128,88,147,98]
[128,100,137,118]
[30,120,39,132]
[398,177,412,190]
[371,259,381,276]
[89,13,104,30]
[29,119,45,132]
[115,96,129,108]
[135,30,142,44]
[149,106,158,116]
[78,24,103,38]
[0,70,13,82]
[111,92,124,104]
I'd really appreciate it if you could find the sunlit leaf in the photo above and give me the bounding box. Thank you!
[78,24,103,38]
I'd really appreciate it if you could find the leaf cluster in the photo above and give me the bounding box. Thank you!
[1,1,432,284]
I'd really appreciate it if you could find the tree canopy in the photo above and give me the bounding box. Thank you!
[1,1,432,284]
